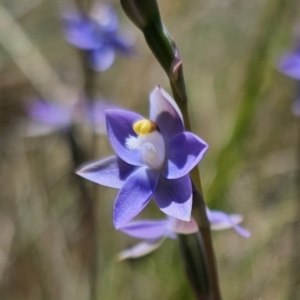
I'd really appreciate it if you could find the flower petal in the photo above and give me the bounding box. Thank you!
[88,47,115,71]
[277,51,300,80]
[110,34,134,55]
[207,209,250,238]
[117,237,165,260]
[120,219,168,239]
[26,98,71,127]
[163,132,208,179]
[62,8,102,49]
[76,156,136,189]
[149,86,184,141]
[91,3,119,31]
[105,109,144,166]
[153,174,192,221]
[167,217,198,234]
[113,168,159,229]
[232,225,251,237]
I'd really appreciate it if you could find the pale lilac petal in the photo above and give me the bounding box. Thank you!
[76,156,136,189]
[207,209,250,238]
[149,86,184,141]
[88,47,115,71]
[207,209,241,229]
[163,132,208,179]
[153,174,192,221]
[91,3,118,31]
[113,168,159,229]
[105,109,144,166]
[27,99,71,127]
[167,217,198,235]
[277,51,300,80]
[119,219,169,239]
[117,237,165,260]
[232,225,251,237]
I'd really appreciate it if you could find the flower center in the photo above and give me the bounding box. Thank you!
[126,119,165,169]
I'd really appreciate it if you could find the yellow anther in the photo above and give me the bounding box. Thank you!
[133,119,157,135]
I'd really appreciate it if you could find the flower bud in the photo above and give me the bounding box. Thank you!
[120,0,161,30]
[120,0,177,73]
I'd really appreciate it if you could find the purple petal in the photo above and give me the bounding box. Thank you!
[277,51,300,80]
[153,174,192,221]
[163,132,208,179]
[105,109,144,166]
[207,209,250,238]
[76,156,136,189]
[110,34,134,55]
[113,168,159,229]
[149,86,184,141]
[119,219,169,239]
[26,98,71,127]
[117,238,165,260]
[62,8,101,49]
[88,47,115,71]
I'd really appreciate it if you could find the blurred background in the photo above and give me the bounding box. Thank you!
[0,0,300,299]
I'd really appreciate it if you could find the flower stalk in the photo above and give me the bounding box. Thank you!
[178,232,210,300]
[120,0,221,298]
[70,1,100,299]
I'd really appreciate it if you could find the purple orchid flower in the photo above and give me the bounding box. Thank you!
[26,98,117,136]
[77,86,208,229]
[62,3,134,71]
[118,208,250,260]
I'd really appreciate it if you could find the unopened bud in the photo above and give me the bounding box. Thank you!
[120,0,161,30]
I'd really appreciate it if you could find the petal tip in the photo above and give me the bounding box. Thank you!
[75,165,85,176]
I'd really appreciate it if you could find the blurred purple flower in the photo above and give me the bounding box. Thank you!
[26,98,117,136]
[118,208,250,260]
[62,3,134,71]
[277,47,300,80]
[277,26,300,116]
[77,86,208,229]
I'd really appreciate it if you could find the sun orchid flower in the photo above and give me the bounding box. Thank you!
[118,208,250,260]
[77,86,208,229]
[62,3,134,71]
[26,98,117,136]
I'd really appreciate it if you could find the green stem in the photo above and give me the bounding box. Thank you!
[168,37,221,300]
[80,48,100,300]
[72,1,100,299]
[178,233,210,300]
